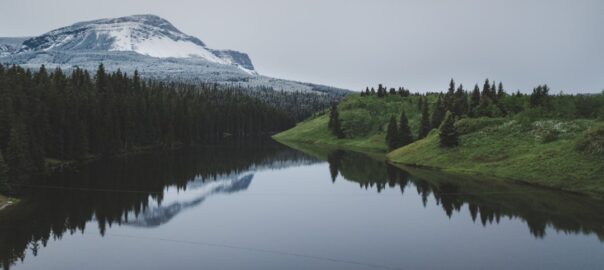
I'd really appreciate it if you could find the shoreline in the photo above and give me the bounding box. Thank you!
[274,137,604,199]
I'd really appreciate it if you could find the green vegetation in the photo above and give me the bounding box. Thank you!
[274,79,604,195]
[438,111,458,147]
[388,118,604,195]
[274,94,430,152]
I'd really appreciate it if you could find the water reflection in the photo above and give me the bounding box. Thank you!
[0,139,320,269]
[123,174,254,228]
[1,139,603,269]
[321,147,604,241]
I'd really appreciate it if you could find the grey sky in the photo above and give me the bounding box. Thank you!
[1,0,603,93]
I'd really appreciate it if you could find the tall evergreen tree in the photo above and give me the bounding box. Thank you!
[399,111,414,147]
[431,95,446,128]
[385,116,400,150]
[445,78,456,112]
[439,111,459,147]
[328,104,345,138]
[470,84,481,116]
[453,84,468,116]
[482,79,491,98]
[418,98,431,138]
[377,84,385,98]
[497,82,505,99]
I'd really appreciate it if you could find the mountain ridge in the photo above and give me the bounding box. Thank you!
[0,14,349,94]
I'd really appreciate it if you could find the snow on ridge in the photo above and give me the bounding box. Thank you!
[132,36,226,63]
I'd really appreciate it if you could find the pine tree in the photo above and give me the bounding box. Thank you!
[385,116,400,150]
[445,78,456,112]
[328,104,345,138]
[377,84,385,98]
[431,95,446,128]
[497,82,505,98]
[439,111,459,147]
[482,79,491,98]
[453,84,468,116]
[0,150,8,194]
[419,98,431,138]
[399,111,413,147]
[470,84,481,117]
[491,81,497,100]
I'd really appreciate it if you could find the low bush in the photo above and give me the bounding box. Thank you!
[576,124,604,155]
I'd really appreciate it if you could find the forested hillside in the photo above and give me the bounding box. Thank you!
[274,80,604,195]
[0,64,334,194]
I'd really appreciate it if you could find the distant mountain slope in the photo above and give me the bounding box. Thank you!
[0,14,349,95]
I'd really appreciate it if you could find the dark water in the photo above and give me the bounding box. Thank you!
[1,139,603,270]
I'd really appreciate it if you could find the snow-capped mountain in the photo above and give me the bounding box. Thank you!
[0,15,348,94]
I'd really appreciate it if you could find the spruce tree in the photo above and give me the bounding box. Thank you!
[328,104,345,138]
[377,84,385,98]
[431,95,446,128]
[497,82,505,98]
[470,84,481,116]
[439,111,459,147]
[445,79,455,112]
[491,81,497,100]
[482,79,491,98]
[399,111,414,147]
[385,116,400,150]
[418,99,431,138]
[453,84,468,116]
[0,150,8,194]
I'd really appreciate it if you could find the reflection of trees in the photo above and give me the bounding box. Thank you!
[325,148,604,242]
[0,138,320,269]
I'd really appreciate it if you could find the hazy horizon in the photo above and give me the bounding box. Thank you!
[1,0,603,93]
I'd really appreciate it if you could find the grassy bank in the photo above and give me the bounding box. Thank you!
[273,94,428,152]
[388,119,604,196]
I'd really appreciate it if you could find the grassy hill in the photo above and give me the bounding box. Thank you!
[388,119,604,196]
[273,94,429,152]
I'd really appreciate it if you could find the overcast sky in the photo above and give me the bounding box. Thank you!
[1,0,603,93]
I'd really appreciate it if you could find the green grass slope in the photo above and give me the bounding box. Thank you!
[273,94,428,152]
[388,119,604,196]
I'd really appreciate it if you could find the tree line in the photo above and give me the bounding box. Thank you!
[329,79,603,149]
[0,64,299,194]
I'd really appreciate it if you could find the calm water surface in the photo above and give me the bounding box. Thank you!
[1,139,603,270]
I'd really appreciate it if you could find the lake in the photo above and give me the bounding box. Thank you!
[1,138,603,270]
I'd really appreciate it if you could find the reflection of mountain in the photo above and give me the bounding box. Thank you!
[123,174,253,228]
[0,138,320,270]
[287,143,604,242]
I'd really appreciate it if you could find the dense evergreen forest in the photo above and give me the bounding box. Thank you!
[0,64,333,195]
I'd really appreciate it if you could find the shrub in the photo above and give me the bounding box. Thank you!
[576,124,604,155]
[341,110,374,138]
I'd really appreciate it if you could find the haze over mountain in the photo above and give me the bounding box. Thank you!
[0,14,347,94]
